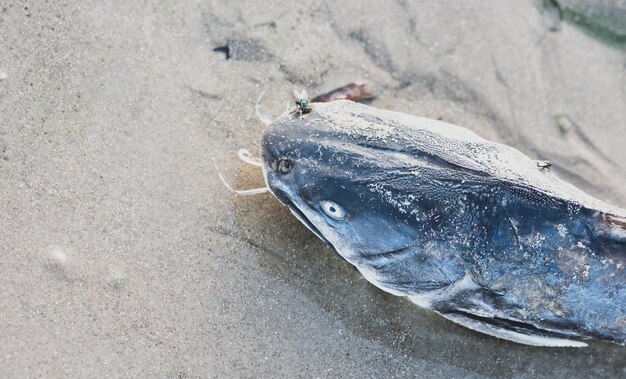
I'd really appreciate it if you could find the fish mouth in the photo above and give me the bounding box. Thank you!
[270,187,332,246]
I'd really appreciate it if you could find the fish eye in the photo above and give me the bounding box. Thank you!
[278,159,293,174]
[320,200,346,221]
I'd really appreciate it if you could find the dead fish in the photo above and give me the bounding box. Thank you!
[222,96,626,347]
[246,98,626,347]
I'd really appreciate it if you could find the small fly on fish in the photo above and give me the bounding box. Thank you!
[218,85,626,347]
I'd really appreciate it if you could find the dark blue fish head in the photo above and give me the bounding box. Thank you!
[261,103,420,261]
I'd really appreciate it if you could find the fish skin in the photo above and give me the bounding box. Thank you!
[260,99,626,346]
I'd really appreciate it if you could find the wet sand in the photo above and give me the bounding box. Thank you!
[1,1,625,377]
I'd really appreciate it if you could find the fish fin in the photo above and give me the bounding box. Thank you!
[438,311,587,347]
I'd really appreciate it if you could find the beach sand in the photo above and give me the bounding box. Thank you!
[1,1,625,377]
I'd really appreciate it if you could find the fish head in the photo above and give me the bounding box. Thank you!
[261,101,419,261]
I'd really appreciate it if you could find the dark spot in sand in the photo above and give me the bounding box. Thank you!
[212,45,230,60]
[254,21,277,29]
[188,86,221,100]
[213,39,271,61]
[542,0,563,32]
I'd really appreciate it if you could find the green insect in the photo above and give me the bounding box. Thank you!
[293,89,312,114]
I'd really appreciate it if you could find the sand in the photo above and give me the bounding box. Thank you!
[1,1,625,377]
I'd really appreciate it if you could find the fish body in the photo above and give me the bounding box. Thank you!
[260,100,626,347]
